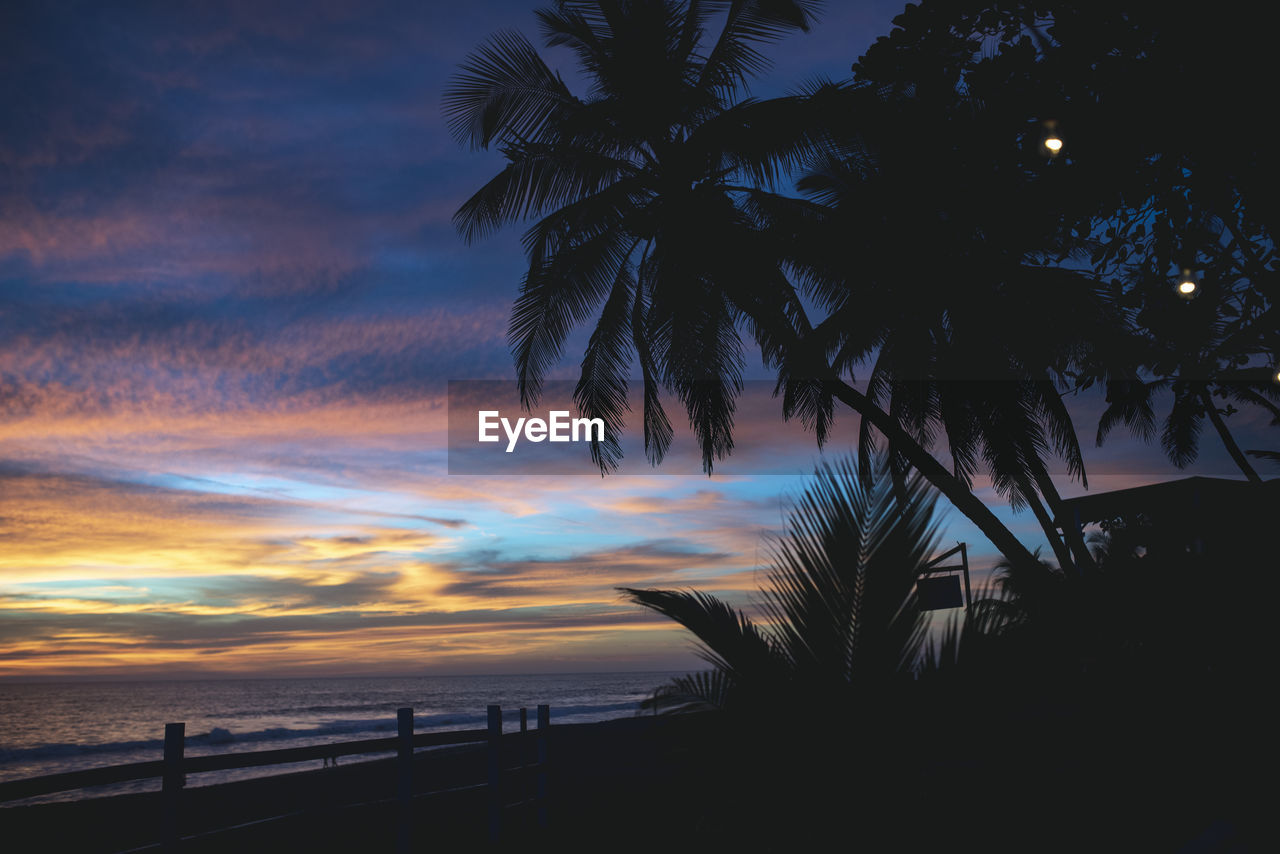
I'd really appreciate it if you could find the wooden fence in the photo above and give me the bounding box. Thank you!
[0,704,550,851]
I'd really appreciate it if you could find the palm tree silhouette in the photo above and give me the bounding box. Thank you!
[444,0,826,473]
[757,77,1116,573]
[621,454,942,712]
[445,1,1046,569]
[1100,375,1276,484]
[1245,449,1280,470]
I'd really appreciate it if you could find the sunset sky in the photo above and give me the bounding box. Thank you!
[1,0,1271,679]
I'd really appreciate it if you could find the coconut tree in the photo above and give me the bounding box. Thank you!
[446,0,1046,569]
[1098,371,1278,485]
[444,0,828,474]
[746,70,1119,574]
[622,454,942,712]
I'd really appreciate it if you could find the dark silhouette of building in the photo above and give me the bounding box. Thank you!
[1058,476,1278,563]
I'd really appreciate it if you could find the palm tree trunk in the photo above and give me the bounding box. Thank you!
[1021,483,1076,572]
[1200,387,1263,483]
[826,379,1039,568]
[1030,467,1097,574]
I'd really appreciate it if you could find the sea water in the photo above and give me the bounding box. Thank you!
[0,672,680,803]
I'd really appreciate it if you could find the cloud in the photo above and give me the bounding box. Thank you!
[6,0,1258,681]
[433,540,744,602]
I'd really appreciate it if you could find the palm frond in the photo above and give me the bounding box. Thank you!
[763,456,941,682]
[619,587,782,684]
[699,0,821,97]
[509,216,634,407]
[1245,449,1280,469]
[631,260,675,465]
[442,29,578,150]
[453,146,638,243]
[623,453,945,713]
[1097,377,1159,445]
[639,669,735,714]
[575,255,638,472]
[1161,384,1205,468]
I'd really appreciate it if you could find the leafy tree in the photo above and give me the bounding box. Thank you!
[852,2,1279,479]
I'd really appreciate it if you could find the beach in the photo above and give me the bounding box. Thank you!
[1,714,719,852]
[2,680,1266,853]
[0,673,674,792]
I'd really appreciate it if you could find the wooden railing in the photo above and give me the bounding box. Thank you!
[0,704,550,851]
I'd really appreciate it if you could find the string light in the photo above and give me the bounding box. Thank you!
[1041,120,1063,158]
[1176,268,1198,298]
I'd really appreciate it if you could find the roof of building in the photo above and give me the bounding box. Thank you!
[1055,476,1280,526]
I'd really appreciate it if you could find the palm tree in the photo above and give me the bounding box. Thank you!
[444,0,826,473]
[750,72,1119,574]
[1098,372,1277,484]
[446,0,1046,570]
[621,454,942,713]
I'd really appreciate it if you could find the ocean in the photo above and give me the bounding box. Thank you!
[0,671,681,804]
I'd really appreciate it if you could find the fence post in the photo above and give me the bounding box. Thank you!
[396,707,413,854]
[520,706,528,733]
[162,722,184,852]
[487,705,502,842]
[536,704,550,829]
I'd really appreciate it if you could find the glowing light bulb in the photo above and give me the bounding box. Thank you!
[1178,280,1197,295]
[1043,135,1063,154]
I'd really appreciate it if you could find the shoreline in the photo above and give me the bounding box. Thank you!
[0,714,710,852]
[1,696,1266,853]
